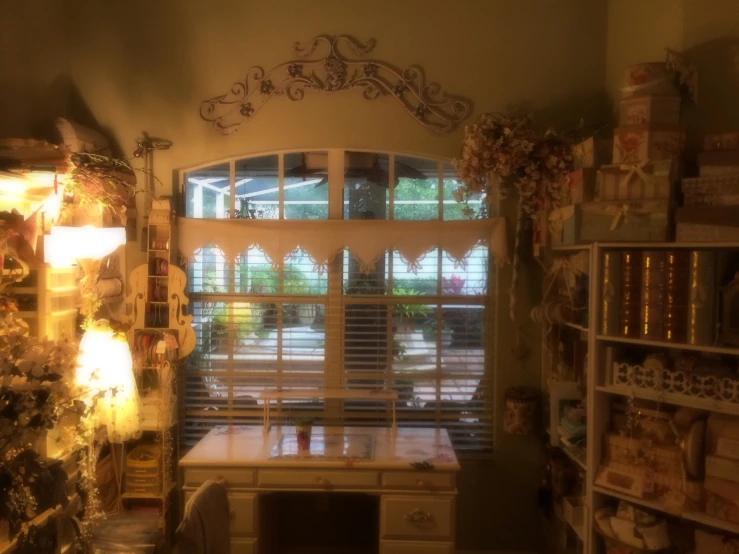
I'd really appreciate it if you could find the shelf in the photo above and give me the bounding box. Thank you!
[550,244,592,252]
[13,309,76,320]
[595,241,739,249]
[148,275,168,278]
[560,321,590,334]
[595,384,739,416]
[570,520,585,542]
[148,249,169,253]
[593,485,739,535]
[559,441,587,472]
[121,482,176,500]
[595,334,739,356]
[553,500,586,544]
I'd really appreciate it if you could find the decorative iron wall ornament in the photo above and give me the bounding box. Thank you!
[200,35,473,135]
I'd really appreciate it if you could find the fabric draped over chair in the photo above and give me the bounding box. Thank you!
[177,218,508,273]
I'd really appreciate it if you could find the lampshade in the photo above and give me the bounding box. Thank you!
[76,321,140,442]
[44,225,126,267]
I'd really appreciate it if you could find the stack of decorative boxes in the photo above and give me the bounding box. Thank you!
[704,414,739,524]
[547,136,610,247]
[676,132,739,241]
[580,63,684,242]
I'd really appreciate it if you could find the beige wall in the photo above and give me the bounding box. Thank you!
[606,0,739,155]
[605,0,684,111]
[1,1,609,550]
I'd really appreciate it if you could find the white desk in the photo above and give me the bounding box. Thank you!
[179,426,460,554]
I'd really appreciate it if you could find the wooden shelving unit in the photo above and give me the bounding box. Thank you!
[595,334,739,356]
[585,242,739,554]
[593,485,739,536]
[538,244,592,554]
[123,198,181,541]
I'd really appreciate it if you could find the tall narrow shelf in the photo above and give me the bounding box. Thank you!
[538,244,593,554]
[586,242,739,554]
[124,198,181,540]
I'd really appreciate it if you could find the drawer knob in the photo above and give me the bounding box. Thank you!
[314,477,326,485]
[404,509,433,525]
[416,479,426,487]
[230,510,236,520]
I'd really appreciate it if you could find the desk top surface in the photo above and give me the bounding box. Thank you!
[180,426,460,471]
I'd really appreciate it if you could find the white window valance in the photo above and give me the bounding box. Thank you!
[178,217,508,273]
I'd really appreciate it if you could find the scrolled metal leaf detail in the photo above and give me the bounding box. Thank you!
[199,35,472,135]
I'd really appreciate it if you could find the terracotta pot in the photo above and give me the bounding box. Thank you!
[296,425,312,451]
[503,387,539,436]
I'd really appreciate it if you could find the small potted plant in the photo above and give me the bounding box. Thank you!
[295,417,314,451]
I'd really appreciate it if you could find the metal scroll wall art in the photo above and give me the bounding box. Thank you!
[200,35,473,135]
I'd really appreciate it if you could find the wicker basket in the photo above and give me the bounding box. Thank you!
[126,444,160,476]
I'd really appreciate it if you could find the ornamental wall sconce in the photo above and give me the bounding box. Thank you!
[200,35,473,136]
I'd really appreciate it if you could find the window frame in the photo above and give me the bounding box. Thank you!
[178,149,498,457]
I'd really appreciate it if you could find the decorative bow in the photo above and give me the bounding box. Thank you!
[548,205,576,235]
[609,204,631,231]
[543,257,583,304]
[618,160,653,198]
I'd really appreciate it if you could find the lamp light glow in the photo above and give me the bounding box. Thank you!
[44,225,126,268]
[76,321,140,442]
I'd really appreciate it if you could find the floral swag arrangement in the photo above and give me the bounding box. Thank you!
[453,113,573,217]
[453,113,573,323]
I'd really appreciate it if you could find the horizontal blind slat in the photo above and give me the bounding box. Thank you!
[184,243,493,456]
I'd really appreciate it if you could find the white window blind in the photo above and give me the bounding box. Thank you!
[181,151,497,456]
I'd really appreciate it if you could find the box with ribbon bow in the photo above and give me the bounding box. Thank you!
[619,95,681,126]
[565,168,597,204]
[548,205,581,246]
[573,136,612,169]
[612,124,684,165]
[598,160,678,202]
[579,201,670,242]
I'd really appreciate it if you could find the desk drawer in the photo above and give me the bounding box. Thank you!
[382,472,455,491]
[183,492,256,536]
[381,540,453,554]
[258,469,378,489]
[231,537,257,553]
[183,467,256,488]
[381,496,454,541]
[229,493,257,535]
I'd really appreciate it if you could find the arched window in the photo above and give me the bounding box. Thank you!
[179,150,501,456]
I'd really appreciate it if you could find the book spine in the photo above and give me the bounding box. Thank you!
[687,250,717,346]
[663,250,689,342]
[601,251,621,336]
[641,251,665,340]
[619,251,642,338]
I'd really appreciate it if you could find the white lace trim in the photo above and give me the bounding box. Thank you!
[177,218,508,273]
